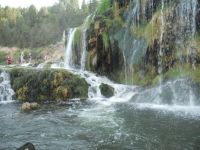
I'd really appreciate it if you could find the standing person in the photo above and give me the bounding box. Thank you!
[28,52,32,63]
[6,55,12,65]
[44,55,48,62]
[20,51,24,64]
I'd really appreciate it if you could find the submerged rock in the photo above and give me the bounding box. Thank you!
[21,102,40,111]
[100,83,114,98]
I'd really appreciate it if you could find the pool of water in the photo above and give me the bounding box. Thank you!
[1,98,200,150]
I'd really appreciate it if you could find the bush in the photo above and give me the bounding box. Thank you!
[0,51,7,65]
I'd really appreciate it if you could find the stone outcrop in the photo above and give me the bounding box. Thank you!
[4,67,89,102]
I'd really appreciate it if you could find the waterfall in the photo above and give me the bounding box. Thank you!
[126,0,140,26]
[158,0,164,75]
[80,29,87,70]
[60,17,136,101]
[0,71,15,104]
[122,0,140,84]
[58,0,200,110]
[177,0,197,68]
[80,15,92,70]
[64,28,77,69]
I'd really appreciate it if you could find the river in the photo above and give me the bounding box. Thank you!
[1,89,200,149]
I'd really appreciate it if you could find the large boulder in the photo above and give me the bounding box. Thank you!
[7,67,89,102]
[100,83,114,98]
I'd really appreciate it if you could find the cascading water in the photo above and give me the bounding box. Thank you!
[158,0,164,75]
[122,0,142,84]
[59,16,137,102]
[176,0,197,68]
[80,29,87,70]
[156,0,165,104]
[64,28,77,69]
[2,2,200,149]
[80,15,92,70]
[0,71,15,104]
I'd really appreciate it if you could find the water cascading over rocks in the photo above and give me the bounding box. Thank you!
[175,0,198,68]
[0,71,15,104]
[65,28,77,69]
[83,0,200,86]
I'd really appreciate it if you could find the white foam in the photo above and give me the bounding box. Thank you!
[134,103,200,118]
[0,71,15,104]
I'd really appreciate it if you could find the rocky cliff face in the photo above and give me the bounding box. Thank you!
[83,0,200,86]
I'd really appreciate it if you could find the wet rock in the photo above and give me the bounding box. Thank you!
[21,102,40,111]
[0,77,3,83]
[8,67,89,102]
[17,142,35,150]
[100,83,114,98]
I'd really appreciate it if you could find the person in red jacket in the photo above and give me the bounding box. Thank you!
[6,56,12,65]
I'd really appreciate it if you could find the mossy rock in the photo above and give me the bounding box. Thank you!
[7,67,89,103]
[100,83,114,98]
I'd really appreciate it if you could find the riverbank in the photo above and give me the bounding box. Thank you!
[0,42,64,66]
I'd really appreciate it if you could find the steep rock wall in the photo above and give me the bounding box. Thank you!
[74,0,200,86]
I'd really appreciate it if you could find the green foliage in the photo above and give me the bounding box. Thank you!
[97,0,111,15]
[104,18,113,28]
[0,51,7,65]
[73,28,81,45]
[0,0,94,48]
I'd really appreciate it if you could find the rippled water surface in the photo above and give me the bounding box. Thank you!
[1,98,200,150]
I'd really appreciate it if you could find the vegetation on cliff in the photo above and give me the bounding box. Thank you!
[84,0,200,86]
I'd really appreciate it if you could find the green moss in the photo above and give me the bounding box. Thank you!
[104,18,113,29]
[0,51,7,65]
[130,23,147,38]
[16,86,29,101]
[73,28,81,45]
[8,67,89,102]
[151,64,200,86]
[97,0,111,15]
[100,83,114,98]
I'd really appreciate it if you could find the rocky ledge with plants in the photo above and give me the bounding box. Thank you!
[72,0,200,87]
[0,67,89,105]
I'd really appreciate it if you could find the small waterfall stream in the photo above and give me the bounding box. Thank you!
[64,28,77,69]
[0,71,15,104]
[158,0,164,75]
[176,0,198,67]
[80,15,92,70]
